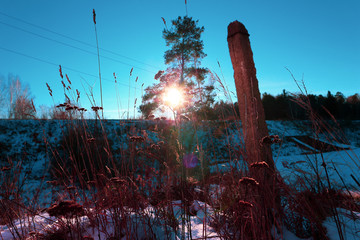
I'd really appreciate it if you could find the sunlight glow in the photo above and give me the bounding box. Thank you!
[163,86,183,108]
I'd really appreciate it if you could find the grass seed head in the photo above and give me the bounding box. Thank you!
[47,200,84,218]
[238,200,254,208]
[65,74,71,85]
[91,106,103,112]
[1,166,11,171]
[59,65,63,79]
[260,135,282,146]
[151,144,161,150]
[250,161,270,169]
[239,177,259,186]
[130,136,145,143]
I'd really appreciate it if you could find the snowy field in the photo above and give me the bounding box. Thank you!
[0,119,359,239]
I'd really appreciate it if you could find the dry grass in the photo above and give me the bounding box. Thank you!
[2,104,360,240]
[1,32,360,240]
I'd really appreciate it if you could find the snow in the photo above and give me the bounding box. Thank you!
[323,209,360,240]
[1,206,359,239]
[1,119,360,239]
[276,147,360,189]
[0,201,217,239]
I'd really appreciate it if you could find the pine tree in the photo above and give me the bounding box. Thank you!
[139,16,215,119]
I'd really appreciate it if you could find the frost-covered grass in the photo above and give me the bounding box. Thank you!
[1,119,360,239]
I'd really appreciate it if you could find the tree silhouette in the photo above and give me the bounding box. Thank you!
[139,16,215,119]
[206,91,360,121]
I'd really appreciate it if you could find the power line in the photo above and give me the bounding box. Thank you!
[0,20,156,74]
[0,20,158,75]
[0,10,160,70]
[0,46,142,90]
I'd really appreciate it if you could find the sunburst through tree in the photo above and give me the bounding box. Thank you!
[139,16,215,119]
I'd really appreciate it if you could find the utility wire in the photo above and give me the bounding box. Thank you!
[0,10,159,70]
[0,20,157,74]
[0,46,141,90]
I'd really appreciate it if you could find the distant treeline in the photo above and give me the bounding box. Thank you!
[196,91,360,120]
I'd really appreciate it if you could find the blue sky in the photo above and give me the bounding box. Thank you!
[0,0,359,119]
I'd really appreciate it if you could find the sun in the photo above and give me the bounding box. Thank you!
[163,86,183,108]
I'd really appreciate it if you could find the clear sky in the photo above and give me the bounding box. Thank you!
[0,0,359,119]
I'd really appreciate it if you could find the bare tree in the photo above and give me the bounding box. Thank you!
[37,105,50,119]
[5,75,36,119]
[0,76,6,118]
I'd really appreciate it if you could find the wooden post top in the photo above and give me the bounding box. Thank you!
[227,21,250,39]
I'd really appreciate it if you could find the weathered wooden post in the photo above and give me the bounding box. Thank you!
[227,21,278,238]
[227,21,274,174]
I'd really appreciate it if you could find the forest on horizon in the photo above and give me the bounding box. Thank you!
[201,90,360,121]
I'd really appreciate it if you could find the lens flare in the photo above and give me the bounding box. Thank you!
[183,153,198,168]
[163,86,183,108]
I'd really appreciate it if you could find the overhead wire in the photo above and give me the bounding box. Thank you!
[0,46,141,90]
[0,20,157,75]
[0,10,160,70]
[0,11,158,118]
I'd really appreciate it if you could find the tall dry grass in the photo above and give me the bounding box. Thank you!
[1,24,360,240]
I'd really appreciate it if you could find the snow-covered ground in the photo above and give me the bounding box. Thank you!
[0,200,218,240]
[1,119,360,239]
